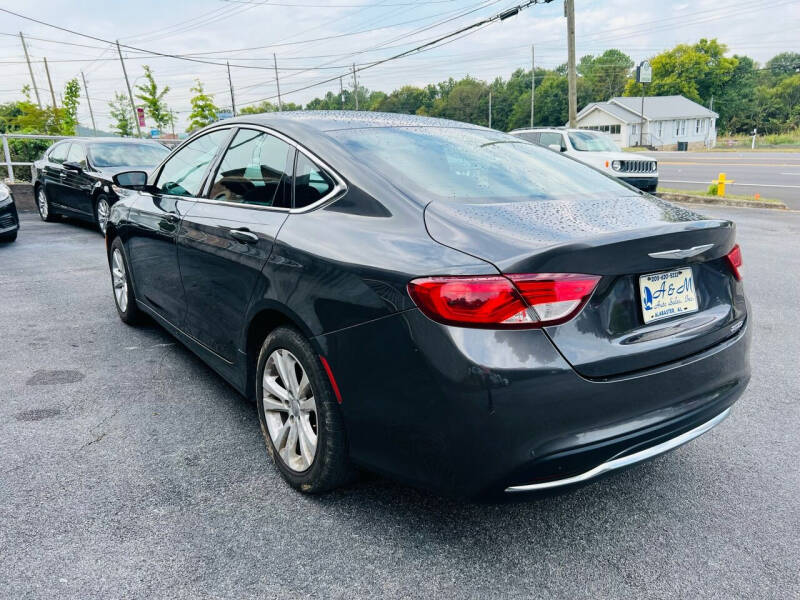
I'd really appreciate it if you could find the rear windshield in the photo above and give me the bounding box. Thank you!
[89,142,169,168]
[335,127,631,201]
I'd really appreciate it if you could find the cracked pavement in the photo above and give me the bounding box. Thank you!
[1,209,799,599]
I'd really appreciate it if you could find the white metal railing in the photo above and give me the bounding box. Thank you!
[1,133,181,183]
[1,133,69,183]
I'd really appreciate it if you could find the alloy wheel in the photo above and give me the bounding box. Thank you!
[37,188,48,219]
[262,349,318,472]
[111,248,128,313]
[96,197,110,233]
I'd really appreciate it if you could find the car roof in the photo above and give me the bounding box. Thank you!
[210,111,489,148]
[53,137,166,145]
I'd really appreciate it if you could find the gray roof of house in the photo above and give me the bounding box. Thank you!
[610,95,718,120]
[578,101,640,123]
[577,95,718,124]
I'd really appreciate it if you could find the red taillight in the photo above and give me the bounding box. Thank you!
[726,244,742,281]
[407,273,600,329]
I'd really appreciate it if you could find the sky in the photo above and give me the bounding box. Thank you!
[1,0,797,133]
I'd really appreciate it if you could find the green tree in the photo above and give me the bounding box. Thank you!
[108,92,133,137]
[187,80,219,132]
[135,65,171,130]
[430,77,489,126]
[578,49,633,102]
[61,78,81,135]
[624,39,737,104]
[766,52,800,78]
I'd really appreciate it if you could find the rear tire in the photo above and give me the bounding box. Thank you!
[256,326,354,493]
[95,194,110,234]
[36,186,54,222]
[109,237,140,325]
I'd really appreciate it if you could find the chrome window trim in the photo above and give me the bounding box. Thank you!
[505,407,731,493]
[191,123,348,214]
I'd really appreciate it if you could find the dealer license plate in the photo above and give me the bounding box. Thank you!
[639,267,698,324]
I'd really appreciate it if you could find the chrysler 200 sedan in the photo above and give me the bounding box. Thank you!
[32,138,169,233]
[105,112,750,498]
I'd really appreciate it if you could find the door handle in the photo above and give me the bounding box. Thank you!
[229,228,259,244]
[165,213,180,223]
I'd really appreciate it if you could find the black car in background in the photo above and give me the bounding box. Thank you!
[106,112,750,498]
[32,138,169,233]
[0,182,20,242]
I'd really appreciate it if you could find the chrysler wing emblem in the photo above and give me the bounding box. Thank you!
[648,244,714,259]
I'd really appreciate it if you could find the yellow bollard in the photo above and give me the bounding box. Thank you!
[717,173,726,196]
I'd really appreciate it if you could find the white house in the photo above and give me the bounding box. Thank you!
[574,95,718,150]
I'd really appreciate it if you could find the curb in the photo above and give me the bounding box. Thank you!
[656,192,787,210]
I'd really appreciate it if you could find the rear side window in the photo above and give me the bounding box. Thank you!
[209,129,292,207]
[67,143,87,167]
[155,129,230,197]
[48,143,69,164]
[293,153,335,209]
[538,132,564,150]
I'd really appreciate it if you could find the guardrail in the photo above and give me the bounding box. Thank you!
[1,133,181,183]
[1,133,68,184]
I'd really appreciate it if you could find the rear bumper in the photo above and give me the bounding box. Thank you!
[506,406,731,492]
[318,309,750,498]
[619,175,658,191]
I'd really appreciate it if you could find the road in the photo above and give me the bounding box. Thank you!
[2,210,799,599]
[640,151,800,209]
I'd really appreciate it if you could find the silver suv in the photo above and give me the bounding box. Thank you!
[510,127,658,193]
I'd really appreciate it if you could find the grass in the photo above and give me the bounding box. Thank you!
[657,187,783,205]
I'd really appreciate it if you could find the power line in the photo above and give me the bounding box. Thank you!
[242,1,549,105]
[0,7,281,71]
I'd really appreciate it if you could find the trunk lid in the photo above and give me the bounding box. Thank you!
[424,195,746,378]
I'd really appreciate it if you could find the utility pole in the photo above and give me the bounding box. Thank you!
[352,63,359,110]
[273,53,283,111]
[20,33,42,109]
[226,60,236,116]
[530,44,535,127]
[116,40,141,138]
[339,76,344,108]
[565,0,577,127]
[42,56,59,130]
[488,89,492,129]
[80,71,97,134]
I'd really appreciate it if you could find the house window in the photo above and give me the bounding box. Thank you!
[657,121,663,138]
[695,119,700,133]
[675,121,680,136]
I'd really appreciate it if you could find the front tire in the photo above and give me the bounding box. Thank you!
[36,186,54,222]
[109,237,140,324]
[95,194,110,234]
[0,231,17,243]
[256,327,353,493]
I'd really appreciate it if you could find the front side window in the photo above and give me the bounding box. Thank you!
[66,143,87,167]
[293,153,335,209]
[48,142,69,164]
[155,129,230,197]
[538,132,564,150]
[209,129,292,207]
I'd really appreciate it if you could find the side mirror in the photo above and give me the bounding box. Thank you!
[113,171,148,190]
[63,161,83,172]
[548,144,564,152]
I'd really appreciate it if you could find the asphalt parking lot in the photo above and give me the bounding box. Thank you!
[641,151,800,209]
[1,207,799,599]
